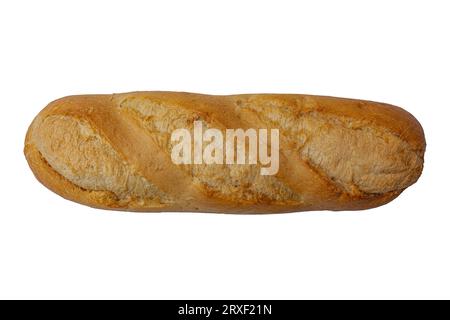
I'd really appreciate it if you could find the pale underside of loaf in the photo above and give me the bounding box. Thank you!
[24,92,425,213]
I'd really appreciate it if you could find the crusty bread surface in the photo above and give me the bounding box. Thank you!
[24,92,425,213]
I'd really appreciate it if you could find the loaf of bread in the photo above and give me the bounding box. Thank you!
[24,92,425,213]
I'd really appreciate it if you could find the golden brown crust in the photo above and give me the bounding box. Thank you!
[24,92,425,213]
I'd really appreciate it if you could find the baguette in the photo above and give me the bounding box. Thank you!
[24,92,425,213]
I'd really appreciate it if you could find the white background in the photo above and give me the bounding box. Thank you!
[0,0,449,299]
